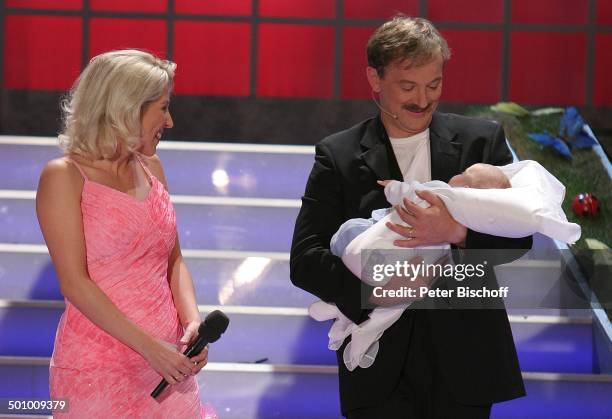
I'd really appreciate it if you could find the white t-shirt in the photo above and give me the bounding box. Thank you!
[389,129,431,183]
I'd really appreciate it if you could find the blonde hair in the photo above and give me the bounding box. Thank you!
[59,49,176,159]
[367,15,451,77]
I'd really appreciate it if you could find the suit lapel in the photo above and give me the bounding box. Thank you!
[429,112,461,183]
[359,116,403,182]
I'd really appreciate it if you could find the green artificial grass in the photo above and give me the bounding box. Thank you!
[466,107,611,250]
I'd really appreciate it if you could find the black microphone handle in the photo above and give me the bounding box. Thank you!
[184,335,209,358]
[150,336,210,399]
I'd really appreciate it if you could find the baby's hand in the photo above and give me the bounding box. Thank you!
[377,180,391,187]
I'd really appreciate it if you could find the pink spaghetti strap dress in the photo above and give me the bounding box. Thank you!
[49,156,214,418]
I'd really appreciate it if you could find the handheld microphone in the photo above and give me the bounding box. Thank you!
[151,310,229,399]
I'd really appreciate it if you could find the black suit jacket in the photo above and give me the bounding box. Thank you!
[290,112,533,413]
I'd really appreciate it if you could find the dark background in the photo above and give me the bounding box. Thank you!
[1,0,611,145]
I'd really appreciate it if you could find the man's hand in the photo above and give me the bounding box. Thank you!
[386,189,467,247]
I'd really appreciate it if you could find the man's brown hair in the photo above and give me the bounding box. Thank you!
[367,15,451,77]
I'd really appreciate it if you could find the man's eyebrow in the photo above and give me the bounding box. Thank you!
[398,80,416,85]
[397,77,442,85]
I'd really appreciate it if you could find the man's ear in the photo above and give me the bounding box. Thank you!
[366,66,382,93]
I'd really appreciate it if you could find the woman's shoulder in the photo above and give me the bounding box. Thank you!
[41,157,73,177]
[39,157,85,192]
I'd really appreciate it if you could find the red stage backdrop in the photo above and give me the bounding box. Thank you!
[1,0,610,143]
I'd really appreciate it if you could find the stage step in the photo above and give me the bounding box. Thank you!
[0,139,314,199]
[0,239,581,310]
[0,303,596,374]
[0,248,316,308]
[492,372,612,419]
[0,304,335,365]
[0,197,299,252]
[0,359,341,419]
[1,358,611,419]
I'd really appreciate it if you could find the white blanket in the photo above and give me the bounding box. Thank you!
[311,160,581,371]
[342,160,581,280]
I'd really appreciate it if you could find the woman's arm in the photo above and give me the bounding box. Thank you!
[143,155,208,371]
[36,159,197,383]
[167,239,201,327]
[167,236,209,372]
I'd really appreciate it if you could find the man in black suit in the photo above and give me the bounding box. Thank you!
[290,15,532,418]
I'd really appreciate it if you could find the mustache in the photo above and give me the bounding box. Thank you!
[402,103,432,113]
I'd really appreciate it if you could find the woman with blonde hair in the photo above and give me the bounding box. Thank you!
[37,49,214,417]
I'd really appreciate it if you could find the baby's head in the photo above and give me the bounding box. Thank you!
[449,163,510,189]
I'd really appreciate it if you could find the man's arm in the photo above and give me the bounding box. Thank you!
[290,143,365,324]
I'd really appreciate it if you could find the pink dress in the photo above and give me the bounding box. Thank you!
[49,156,214,418]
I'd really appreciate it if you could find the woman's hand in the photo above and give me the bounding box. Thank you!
[141,338,197,385]
[180,320,209,376]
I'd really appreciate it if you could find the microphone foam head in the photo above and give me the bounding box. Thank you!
[199,310,229,343]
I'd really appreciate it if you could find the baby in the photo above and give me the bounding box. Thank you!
[448,162,511,188]
[310,160,581,371]
[330,163,510,282]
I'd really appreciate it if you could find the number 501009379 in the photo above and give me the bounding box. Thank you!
[2,399,68,413]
